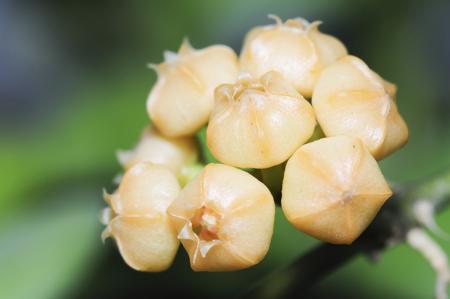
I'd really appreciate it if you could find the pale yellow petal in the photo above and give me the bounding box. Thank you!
[282,136,392,244]
[207,72,316,168]
[240,16,347,97]
[312,55,408,159]
[114,163,180,215]
[110,215,179,272]
[117,125,198,174]
[168,163,275,271]
[147,42,239,137]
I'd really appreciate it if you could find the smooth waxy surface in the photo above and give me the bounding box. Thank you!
[312,55,409,160]
[117,125,198,176]
[282,136,392,244]
[240,16,347,97]
[147,40,239,137]
[103,163,180,271]
[168,163,275,271]
[207,71,316,169]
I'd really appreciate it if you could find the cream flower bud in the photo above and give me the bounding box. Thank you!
[147,39,239,137]
[312,55,409,160]
[168,163,275,271]
[102,162,180,271]
[117,125,198,178]
[240,15,347,97]
[281,136,392,244]
[207,71,316,169]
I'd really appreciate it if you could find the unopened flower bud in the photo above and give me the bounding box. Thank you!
[147,39,239,137]
[240,15,347,97]
[117,125,198,181]
[207,71,316,169]
[312,55,409,160]
[102,162,180,271]
[282,136,392,244]
[168,163,275,271]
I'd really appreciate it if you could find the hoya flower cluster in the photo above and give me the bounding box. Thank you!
[101,16,408,272]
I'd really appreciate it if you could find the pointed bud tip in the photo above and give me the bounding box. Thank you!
[147,63,160,73]
[177,221,196,241]
[198,239,221,258]
[101,227,112,243]
[102,188,112,204]
[178,37,194,55]
[308,20,323,31]
[267,14,283,26]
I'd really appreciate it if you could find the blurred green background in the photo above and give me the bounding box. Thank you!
[1,0,449,298]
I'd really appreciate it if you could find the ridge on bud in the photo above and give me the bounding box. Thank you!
[239,15,347,97]
[167,163,275,271]
[147,39,239,137]
[116,125,198,182]
[102,162,180,271]
[312,55,409,160]
[207,71,316,169]
[281,136,392,244]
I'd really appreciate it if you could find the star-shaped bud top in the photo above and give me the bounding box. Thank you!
[207,71,316,169]
[282,135,393,244]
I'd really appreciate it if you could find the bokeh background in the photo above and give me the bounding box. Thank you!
[1,0,449,298]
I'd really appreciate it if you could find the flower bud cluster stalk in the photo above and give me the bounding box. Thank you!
[101,15,409,272]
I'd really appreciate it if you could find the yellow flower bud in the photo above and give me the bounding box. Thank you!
[312,55,409,160]
[117,125,198,178]
[207,71,316,169]
[102,162,180,271]
[240,15,347,97]
[281,136,392,244]
[168,163,275,271]
[147,39,239,137]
